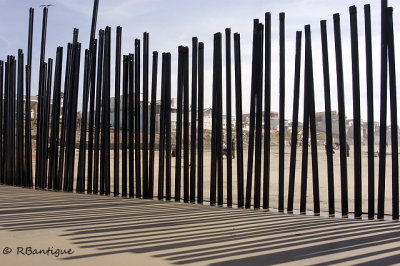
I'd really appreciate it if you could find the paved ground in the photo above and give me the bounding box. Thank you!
[0,185,399,266]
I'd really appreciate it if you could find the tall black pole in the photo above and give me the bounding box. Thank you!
[350,6,362,219]
[114,26,122,196]
[175,47,184,202]
[183,46,190,203]
[225,29,232,207]
[197,42,204,204]
[287,31,302,213]
[387,7,398,221]
[135,39,141,198]
[333,13,349,217]
[128,53,134,197]
[158,53,167,200]
[377,0,388,220]
[234,33,244,208]
[190,37,198,203]
[17,50,24,187]
[320,20,335,217]
[149,51,158,199]
[122,55,129,197]
[143,32,149,198]
[364,4,375,220]
[165,53,172,201]
[263,13,271,210]
[278,13,285,212]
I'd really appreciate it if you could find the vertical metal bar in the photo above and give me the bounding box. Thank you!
[387,7,398,221]
[197,42,204,204]
[175,47,184,202]
[25,8,34,188]
[165,52,172,201]
[350,6,362,219]
[142,32,149,198]
[94,30,104,194]
[225,29,232,207]
[305,25,320,216]
[17,50,24,187]
[210,40,217,206]
[158,53,166,200]
[300,41,310,214]
[122,55,128,197]
[10,57,16,186]
[234,33,244,208]
[287,31,302,213]
[254,23,264,210]
[320,20,335,217]
[114,26,122,197]
[135,39,141,198]
[77,50,91,193]
[128,53,134,197]
[377,0,388,220]
[263,12,271,210]
[245,20,258,209]
[87,39,97,193]
[183,47,190,203]
[149,51,158,199]
[190,37,198,203]
[364,4,375,220]
[333,13,349,217]
[278,13,285,212]
[43,58,53,189]
[48,47,63,190]
[215,33,224,207]
[4,59,8,185]
[89,0,99,43]
[59,43,73,191]
[101,26,111,196]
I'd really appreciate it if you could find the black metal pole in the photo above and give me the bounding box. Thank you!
[183,46,190,203]
[350,6,362,219]
[59,43,73,191]
[43,58,53,189]
[143,32,149,199]
[305,25,320,216]
[48,47,63,190]
[215,33,224,207]
[77,50,91,193]
[122,55,128,197]
[225,29,232,207]
[87,39,97,193]
[114,26,122,197]
[234,33,244,208]
[364,4,375,220]
[149,51,158,199]
[175,47,184,202]
[287,31,302,213]
[387,7,398,221]
[210,39,217,206]
[333,13,349,217]
[245,20,258,209]
[377,0,388,220]
[320,20,335,217]
[25,7,34,188]
[263,12,271,210]
[158,53,166,200]
[17,50,24,187]
[190,37,198,203]
[135,39,141,198]
[165,52,172,201]
[93,30,104,194]
[128,53,134,197]
[278,13,285,212]
[197,42,204,204]
[89,0,99,43]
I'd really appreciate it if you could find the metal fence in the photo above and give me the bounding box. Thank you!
[0,0,398,221]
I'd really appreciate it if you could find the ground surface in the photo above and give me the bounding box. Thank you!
[0,185,399,266]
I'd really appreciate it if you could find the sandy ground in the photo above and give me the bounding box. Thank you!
[52,143,398,217]
[0,185,399,266]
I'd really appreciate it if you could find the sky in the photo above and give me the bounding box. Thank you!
[0,0,399,123]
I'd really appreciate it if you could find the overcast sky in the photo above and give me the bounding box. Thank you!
[0,0,399,123]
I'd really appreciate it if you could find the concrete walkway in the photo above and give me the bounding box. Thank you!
[0,185,399,266]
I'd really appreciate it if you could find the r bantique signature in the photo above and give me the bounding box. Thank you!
[2,246,74,257]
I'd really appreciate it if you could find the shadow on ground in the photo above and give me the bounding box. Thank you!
[0,185,399,265]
